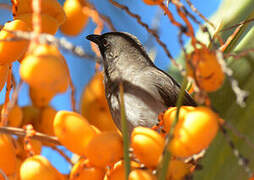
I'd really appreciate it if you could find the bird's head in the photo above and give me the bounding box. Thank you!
[86,32,153,66]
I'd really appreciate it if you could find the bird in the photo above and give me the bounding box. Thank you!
[86,32,196,134]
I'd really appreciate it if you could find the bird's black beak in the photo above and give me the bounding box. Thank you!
[86,34,101,45]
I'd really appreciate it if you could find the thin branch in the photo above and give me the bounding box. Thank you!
[109,0,185,74]
[2,29,101,63]
[184,0,215,28]
[50,145,74,165]
[88,2,117,32]
[0,126,60,145]
[216,51,248,107]
[220,18,254,32]
[224,121,254,151]
[225,48,254,59]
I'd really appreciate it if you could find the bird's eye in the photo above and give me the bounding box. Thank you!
[102,39,109,47]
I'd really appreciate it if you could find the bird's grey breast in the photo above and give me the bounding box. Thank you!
[103,67,168,131]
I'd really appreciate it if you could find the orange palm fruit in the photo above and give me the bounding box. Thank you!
[80,72,119,132]
[85,131,123,168]
[0,64,9,92]
[167,159,193,180]
[70,159,105,180]
[15,14,60,35]
[29,87,56,108]
[129,169,157,180]
[34,106,56,136]
[53,111,97,155]
[163,106,195,133]
[19,155,65,180]
[106,160,140,180]
[0,104,23,127]
[60,0,89,36]
[0,19,30,64]
[187,48,225,92]
[142,0,163,5]
[0,135,17,176]
[131,127,164,168]
[168,107,219,157]
[20,44,70,93]
[12,0,66,25]
[21,105,39,126]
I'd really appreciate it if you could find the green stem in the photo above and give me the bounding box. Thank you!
[119,82,131,179]
[158,75,188,180]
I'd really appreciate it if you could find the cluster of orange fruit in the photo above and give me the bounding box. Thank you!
[0,0,91,95]
[0,0,226,179]
[0,71,221,180]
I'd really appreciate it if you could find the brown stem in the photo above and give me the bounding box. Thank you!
[0,126,60,145]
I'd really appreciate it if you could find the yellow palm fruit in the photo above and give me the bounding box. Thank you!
[80,72,119,132]
[107,160,140,180]
[0,19,30,64]
[21,105,39,126]
[29,87,56,108]
[85,132,123,168]
[35,106,56,136]
[129,169,157,180]
[0,64,9,92]
[167,159,193,180]
[0,135,17,176]
[20,155,65,180]
[187,48,225,92]
[20,44,70,93]
[53,111,97,155]
[0,104,23,127]
[60,0,89,36]
[168,107,219,157]
[131,127,164,168]
[163,106,195,133]
[12,0,66,25]
[143,0,163,5]
[70,159,105,180]
[15,14,60,35]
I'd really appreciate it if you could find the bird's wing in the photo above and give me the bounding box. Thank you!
[134,66,197,107]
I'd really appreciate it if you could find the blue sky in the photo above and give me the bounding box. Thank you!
[0,0,221,174]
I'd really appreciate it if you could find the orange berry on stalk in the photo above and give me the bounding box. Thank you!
[60,0,89,36]
[85,131,123,168]
[70,159,105,180]
[20,44,70,93]
[168,107,219,157]
[0,104,23,127]
[12,0,66,25]
[29,87,56,108]
[15,14,60,35]
[0,135,17,176]
[167,159,193,180]
[131,127,164,168]
[21,105,39,126]
[0,19,30,64]
[106,160,140,180]
[53,111,97,155]
[129,169,157,180]
[187,48,225,92]
[163,106,195,133]
[142,0,163,5]
[19,155,65,180]
[34,106,57,136]
[80,72,119,132]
